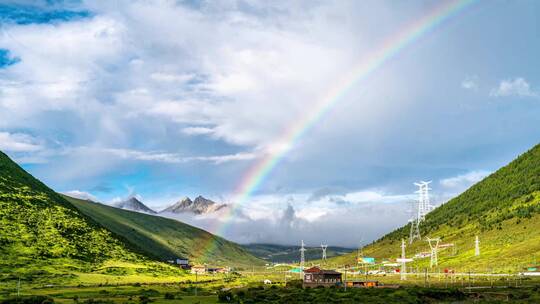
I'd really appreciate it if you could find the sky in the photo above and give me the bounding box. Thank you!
[0,0,539,247]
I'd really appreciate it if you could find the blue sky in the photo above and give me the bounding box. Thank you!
[0,0,539,246]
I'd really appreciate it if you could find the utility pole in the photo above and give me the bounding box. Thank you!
[400,239,407,281]
[300,240,306,274]
[426,237,441,268]
[475,235,480,257]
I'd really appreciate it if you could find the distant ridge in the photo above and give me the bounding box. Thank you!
[161,195,228,215]
[114,196,156,214]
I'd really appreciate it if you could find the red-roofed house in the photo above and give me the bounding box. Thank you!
[303,267,342,288]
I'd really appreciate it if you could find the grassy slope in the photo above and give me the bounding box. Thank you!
[328,143,540,272]
[0,151,186,284]
[63,195,264,268]
[242,243,354,263]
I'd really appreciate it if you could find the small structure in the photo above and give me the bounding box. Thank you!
[167,257,190,269]
[191,265,206,274]
[207,267,230,274]
[263,279,272,285]
[345,281,379,288]
[303,266,342,288]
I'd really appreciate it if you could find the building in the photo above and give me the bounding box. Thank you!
[176,258,189,265]
[191,265,206,274]
[207,267,230,274]
[345,281,379,288]
[303,267,342,288]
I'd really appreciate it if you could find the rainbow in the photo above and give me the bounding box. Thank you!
[198,0,477,260]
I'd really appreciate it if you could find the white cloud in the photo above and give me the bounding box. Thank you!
[0,132,42,152]
[62,190,98,201]
[70,146,257,165]
[439,170,491,191]
[181,127,215,136]
[490,77,537,97]
[162,190,411,247]
[158,188,413,246]
[461,75,478,90]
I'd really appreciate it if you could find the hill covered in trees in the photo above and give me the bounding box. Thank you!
[329,143,540,272]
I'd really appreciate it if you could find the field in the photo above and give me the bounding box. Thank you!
[4,270,540,303]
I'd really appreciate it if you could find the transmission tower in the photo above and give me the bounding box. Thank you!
[400,239,407,281]
[426,237,440,268]
[414,181,433,220]
[475,235,480,257]
[300,240,306,271]
[409,217,421,244]
[321,244,328,262]
[409,181,433,244]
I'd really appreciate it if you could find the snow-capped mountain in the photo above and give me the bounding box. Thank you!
[160,195,228,215]
[113,197,156,214]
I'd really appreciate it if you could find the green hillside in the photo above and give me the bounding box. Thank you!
[63,195,263,267]
[328,143,540,272]
[242,243,354,263]
[0,151,184,285]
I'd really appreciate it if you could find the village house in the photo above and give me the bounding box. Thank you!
[190,265,206,274]
[167,257,191,269]
[302,266,342,288]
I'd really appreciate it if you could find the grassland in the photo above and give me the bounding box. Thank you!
[5,270,540,303]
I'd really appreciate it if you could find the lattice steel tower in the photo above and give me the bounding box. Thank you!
[409,181,433,244]
[321,244,328,262]
[415,181,433,220]
[426,237,441,268]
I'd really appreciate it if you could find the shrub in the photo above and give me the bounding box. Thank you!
[0,295,54,304]
[163,292,175,299]
[138,295,153,304]
[218,290,233,302]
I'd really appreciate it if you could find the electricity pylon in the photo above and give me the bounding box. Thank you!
[321,244,328,262]
[410,181,433,244]
[426,237,441,268]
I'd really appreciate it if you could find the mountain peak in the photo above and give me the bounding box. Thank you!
[161,195,228,214]
[114,196,156,214]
